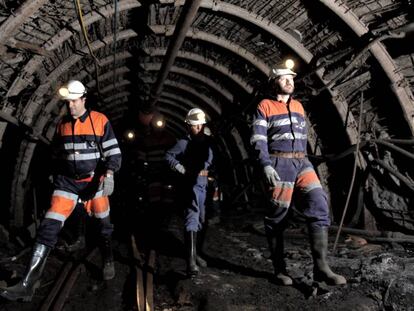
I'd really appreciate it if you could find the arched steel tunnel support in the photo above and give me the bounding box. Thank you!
[38,78,132,137]
[144,27,270,164]
[8,0,384,227]
[149,24,356,171]
[150,25,269,75]
[166,0,360,145]
[153,107,237,184]
[319,0,414,135]
[77,52,133,83]
[158,108,234,165]
[103,81,133,96]
[10,140,37,227]
[144,49,254,177]
[157,1,359,202]
[146,48,253,93]
[104,92,131,104]
[0,0,48,56]
[102,99,130,113]
[102,95,241,185]
[140,77,222,115]
[86,67,130,88]
[161,92,212,118]
[149,26,325,161]
[158,107,186,127]
[146,36,324,194]
[158,99,194,116]
[10,29,137,227]
[0,3,139,168]
[35,53,133,129]
[21,29,137,128]
[6,0,141,97]
[139,73,231,113]
[149,0,203,106]
[141,62,234,103]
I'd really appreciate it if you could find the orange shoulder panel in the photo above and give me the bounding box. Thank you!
[76,111,107,136]
[258,99,288,118]
[289,99,305,115]
[58,111,108,136]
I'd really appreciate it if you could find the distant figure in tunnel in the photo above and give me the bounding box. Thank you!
[165,108,214,277]
[0,80,122,302]
[251,68,346,286]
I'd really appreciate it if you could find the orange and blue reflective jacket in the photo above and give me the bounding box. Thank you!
[53,110,122,178]
[251,98,307,167]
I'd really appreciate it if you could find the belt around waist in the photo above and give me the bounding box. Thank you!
[60,171,95,180]
[199,170,209,176]
[271,151,306,159]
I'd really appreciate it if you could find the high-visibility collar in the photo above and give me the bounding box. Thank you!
[77,110,90,123]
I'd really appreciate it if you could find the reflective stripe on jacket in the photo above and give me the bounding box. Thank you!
[53,110,122,177]
[251,98,307,167]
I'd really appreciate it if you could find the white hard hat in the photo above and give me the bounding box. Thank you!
[185,108,206,125]
[59,80,87,100]
[203,126,212,136]
[269,68,297,79]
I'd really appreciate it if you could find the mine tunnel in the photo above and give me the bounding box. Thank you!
[0,0,414,310]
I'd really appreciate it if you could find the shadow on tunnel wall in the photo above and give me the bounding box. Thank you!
[0,125,25,227]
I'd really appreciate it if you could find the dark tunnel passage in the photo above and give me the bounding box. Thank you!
[0,0,414,310]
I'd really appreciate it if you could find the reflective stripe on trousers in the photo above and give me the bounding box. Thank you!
[264,157,330,231]
[45,189,110,222]
[46,174,111,221]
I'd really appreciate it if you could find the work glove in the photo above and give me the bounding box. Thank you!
[175,163,186,175]
[101,173,115,196]
[263,165,280,187]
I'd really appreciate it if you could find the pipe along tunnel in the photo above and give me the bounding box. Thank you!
[0,0,414,310]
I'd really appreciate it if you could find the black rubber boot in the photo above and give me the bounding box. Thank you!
[64,235,86,252]
[186,231,199,277]
[101,237,115,280]
[0,243,51,301]
[266,228,292,286]
[56,218,86,253]
[309,227,346,285]
[196,227,207,268]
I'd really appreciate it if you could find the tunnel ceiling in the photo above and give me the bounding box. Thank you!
[0,0,414,228]
[0,0,413,140]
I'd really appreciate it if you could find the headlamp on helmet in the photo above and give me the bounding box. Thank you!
[58,80,87,100]
[185,108,206,125]
[269,68,297,80]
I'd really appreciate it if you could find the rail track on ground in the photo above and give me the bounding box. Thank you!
[131,235,156,311]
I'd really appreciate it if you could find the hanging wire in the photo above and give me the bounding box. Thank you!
[73,0,101,100]
[333,91,364,252]
[112,0,118,89]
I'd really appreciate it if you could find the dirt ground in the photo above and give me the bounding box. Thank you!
[151,212,414,311]
[1,208,414,311]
